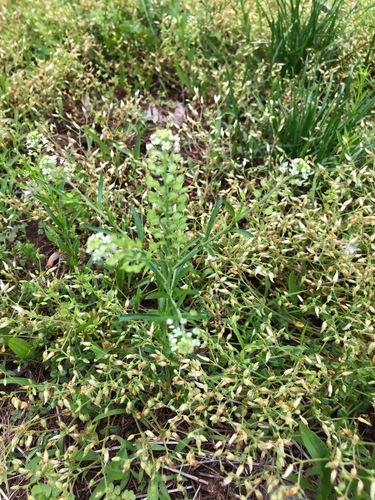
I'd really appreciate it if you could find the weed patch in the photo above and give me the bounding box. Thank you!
[0,1,374,499]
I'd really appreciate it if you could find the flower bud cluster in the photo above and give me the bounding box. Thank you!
[280,158,312,186]
[26,131,49,153]
[26,131,72,181]
[86,233,120,264]
[147,129,181,154]
[145,129,188,254]
[86,232,147,272]
[166,318,200,355]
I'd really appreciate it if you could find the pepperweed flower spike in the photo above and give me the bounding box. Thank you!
[26,131,73,181]
[39,155,58,179]
[280,158,313,186]
[86,233,120,264]
[86,232,148,272]
[26,131,49,154]
[147,129,181,155]
[167,319,200,355]
[145,129,188,255]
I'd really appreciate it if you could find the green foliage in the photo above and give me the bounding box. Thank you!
[257,0,345,76]
[263,64,375,165]
[7,337,37,361]
[0,0,374,498]
[145,130,188,255]
[297,423,332,499]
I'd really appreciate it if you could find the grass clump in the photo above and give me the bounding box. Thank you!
[0,1,374,499]
[257,0,346,76]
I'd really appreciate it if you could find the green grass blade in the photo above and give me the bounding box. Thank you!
[299,422,332,499]
[97,173,104,208]
[131,207,144,242]
[204,199,223,240]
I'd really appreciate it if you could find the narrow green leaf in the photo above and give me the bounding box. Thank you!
[97,173,104,208]
[131,207,144,242]
[92,409,127,423]
[73,450,99,462]
[120,312,175,322]
[226,319,245,350]
[174,437,191,453]
[158,479,171,500]
[108,139,132,156]
[82,126,110,161]
[0,376,34,386]
[147,474,159,500]
[370,445,375,469]
[89,478,107,500]
[288,271,298,306]
[299,422,332,500]
[120,312,206,322]
[232,228,254,239]
[205,199,223,240]
[132,126,146,159]
[174,62,194,92]
[44,206,64,229]
[144,291,170,300]
[223,200,235,217]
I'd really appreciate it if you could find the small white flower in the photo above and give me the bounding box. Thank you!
[86,233,120,263]
[280,158,313,186]
[39,155,58,179]
[161,141,172,151]
[147,129,181,155]
[26,131,48,153]
[167,319,200,355]
[341,240,359,256]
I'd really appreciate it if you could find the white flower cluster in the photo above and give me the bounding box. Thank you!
[86,233,119,264]
[167,318,200,355]
[146,129,181,154]
[26,131,72,181]
[26,131,49,154]
[340,239,359,256]
[39,155,59,178]
[280,158,313,186]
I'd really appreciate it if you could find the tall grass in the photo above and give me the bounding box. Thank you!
[257,0,345,75]
[263,64,375,164]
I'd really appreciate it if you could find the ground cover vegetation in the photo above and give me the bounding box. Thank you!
[0,0,374,498]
